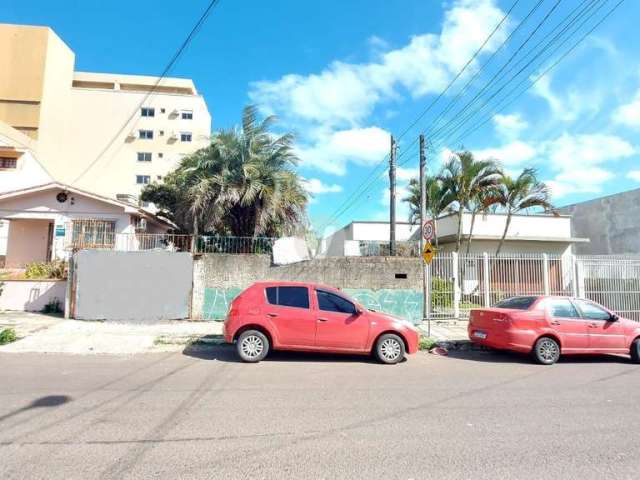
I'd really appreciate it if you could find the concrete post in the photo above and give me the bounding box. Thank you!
[452,251,460,319]
[542,253,550,296]
[482,252,490,307]
[576,259,585,298]
[571,255,579,297]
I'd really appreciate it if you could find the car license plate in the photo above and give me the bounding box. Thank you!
[473,331,487,339]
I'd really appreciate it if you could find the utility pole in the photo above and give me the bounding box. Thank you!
[419,134,430,335]
[389,135,397,256]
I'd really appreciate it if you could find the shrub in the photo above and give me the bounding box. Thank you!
[418,336,437,351]
[24,260,67,280]
[431,276,453,308]
[0,328,17,345]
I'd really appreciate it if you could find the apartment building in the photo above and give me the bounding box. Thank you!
[0,23,211,201]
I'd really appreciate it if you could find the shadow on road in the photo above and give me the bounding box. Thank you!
[448,348,632,365]
[0,395,72,424]
[182,341,392,364]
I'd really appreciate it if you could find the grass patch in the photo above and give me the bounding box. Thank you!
[0,328,17,345]
[418,336,438,351]
[154,334,225,347]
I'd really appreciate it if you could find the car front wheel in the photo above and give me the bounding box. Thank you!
[375,334,405,364]
[532,336,560,365]
[236,330,269,363]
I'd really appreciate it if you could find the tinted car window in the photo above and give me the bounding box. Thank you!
[575,300,611,321]
[265,286,309,309]
[494,296,538,310]
[317,290,357,314]
[548,299,580,318]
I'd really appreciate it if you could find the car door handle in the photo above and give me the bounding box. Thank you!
[588,323,598,328]
[318,317,329,322]
[550,320,561,326]
[267,313,278,318]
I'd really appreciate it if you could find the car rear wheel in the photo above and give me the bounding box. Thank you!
[630,338,640,364]
[236,330,269,363]
[375,334,405,364]
[532,336,560,365]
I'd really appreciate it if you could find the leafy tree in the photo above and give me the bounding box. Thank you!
[403,175,455,247]
[487,168,556,256]
[438,151,502,252]
[142,105,308,237]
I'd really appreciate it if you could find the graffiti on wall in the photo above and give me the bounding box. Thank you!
[200,287,423,323]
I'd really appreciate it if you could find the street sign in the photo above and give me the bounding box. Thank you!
[422,242,436,264]
[422,219,435,242]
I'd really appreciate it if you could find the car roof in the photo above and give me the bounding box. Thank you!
[251,280,343,293]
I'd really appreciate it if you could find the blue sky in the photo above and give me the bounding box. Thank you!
[4,0,640,235]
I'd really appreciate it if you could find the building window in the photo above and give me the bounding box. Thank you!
[139,130,153,140]
[141,107,155,117]
[137,152,152,162]
[136,175,151,185]
[70,219,116,248]
[180,132,192,142]
[181,110,193,120]
[0,157,17,169]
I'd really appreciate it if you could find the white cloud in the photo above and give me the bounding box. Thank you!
[547,167,614,198]
[396,166,418,182]
[296,126,390,175]
[627,170,640,182]
[531,75,602,123]
[613,90,640,128]
[543,133,636,168]
[492,113,528,139]
[249,0,508,175]
[473,140,537,166]
[303,178,343,195]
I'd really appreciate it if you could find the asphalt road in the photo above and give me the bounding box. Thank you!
[1,346,639,480]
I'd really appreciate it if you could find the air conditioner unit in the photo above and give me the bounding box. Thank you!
[116,193,138,205]
[127,130,137,138]
[168,131,178,140]
[170,109,179,116]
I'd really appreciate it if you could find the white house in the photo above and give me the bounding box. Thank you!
[0,182,173,268]
[320,213,588,257]
[411,212,589,256]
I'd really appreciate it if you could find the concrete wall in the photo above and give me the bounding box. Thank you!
[5,219,51,267]
[560,189,640,255]
[72,250,192,322]
[0,279,66,311]
[192,255,424,322]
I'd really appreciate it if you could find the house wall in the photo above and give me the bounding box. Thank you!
[435,213,572,239]
[71,250,192,322]
[351,222,419,241]
[560,189,640,255]
[0,279,66,311]
[5,219,51,267]
[436,239,571,256]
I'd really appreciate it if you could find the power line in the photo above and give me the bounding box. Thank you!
[429,0,603,149]
[71,0,222,186]
[315,0,519,232]
[441,0,625,150]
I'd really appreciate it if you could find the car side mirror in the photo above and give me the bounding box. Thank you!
[609,313,619,322]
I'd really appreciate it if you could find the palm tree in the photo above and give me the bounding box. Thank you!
[488,168,556,256]
[438,151,502,252]
[404,175,455,247]
[141,105,308,238]
[464,187,502,256]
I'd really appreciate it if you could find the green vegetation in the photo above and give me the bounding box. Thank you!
[403,151,555,255]
[24,260,67,280]
[418,336,438,351]
[142,105,308,238]
[0,328,17,345]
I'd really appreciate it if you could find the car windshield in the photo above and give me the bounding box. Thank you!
[494,296,538,310]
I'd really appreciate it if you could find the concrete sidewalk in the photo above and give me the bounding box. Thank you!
[0,312,471,355]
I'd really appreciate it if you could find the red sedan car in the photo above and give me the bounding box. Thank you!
[223,281,419,364]
[469,295,640,365]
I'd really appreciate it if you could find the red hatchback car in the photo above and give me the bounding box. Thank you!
[469,295,640,365]
[223,281,419,364]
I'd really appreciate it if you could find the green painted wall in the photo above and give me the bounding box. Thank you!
[200,287,423,323]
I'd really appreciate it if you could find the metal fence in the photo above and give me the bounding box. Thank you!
[65,233,276,255]
[426,252,640,321]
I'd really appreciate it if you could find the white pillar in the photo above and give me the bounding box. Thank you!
[571,255,579,297]
[452,251,460,319]
[543,253,550,296]
[483,252,490,307]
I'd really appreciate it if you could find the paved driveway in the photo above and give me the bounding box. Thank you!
[1,346,639,479]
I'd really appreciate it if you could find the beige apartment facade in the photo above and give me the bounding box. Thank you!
[0,23,211,201]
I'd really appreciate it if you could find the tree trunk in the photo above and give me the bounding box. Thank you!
[455,208,464,252]
[191,214,199,253]
[465,209,477,256]
[434,219,439,248]
[495,212,512,257]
